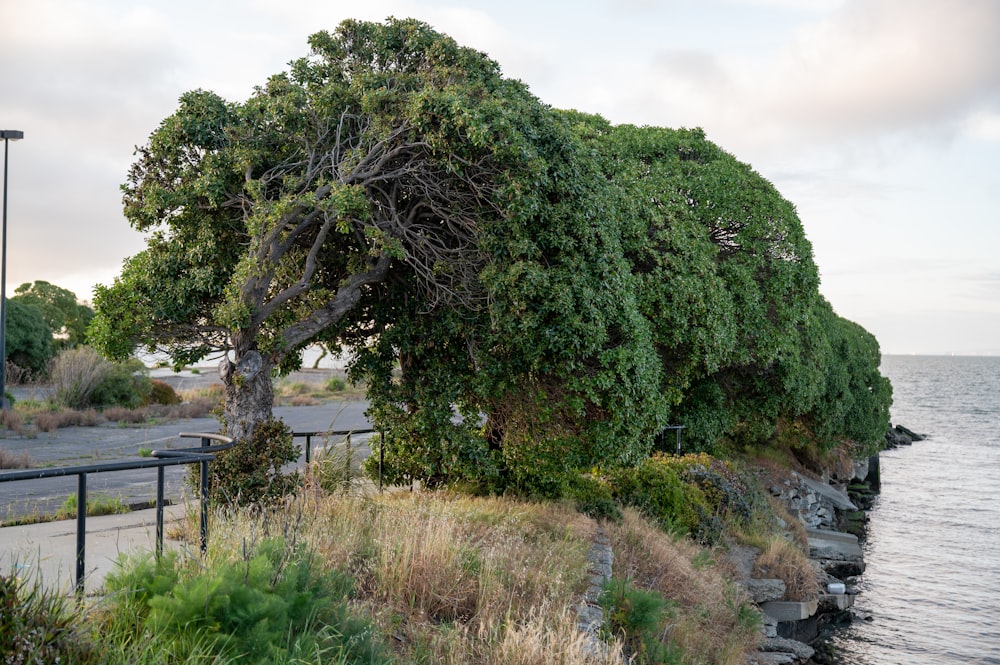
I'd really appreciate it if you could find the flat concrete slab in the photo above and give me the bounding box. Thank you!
[760,599,818,622]
[807,529,863,560]
[0,504,189,595]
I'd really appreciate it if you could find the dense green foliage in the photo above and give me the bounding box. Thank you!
[92,17,890,497]
[606,453,772,544]
[5,298,53,374]
[13,281,94,349]
[4,282,93,379]
[208,419,301,506]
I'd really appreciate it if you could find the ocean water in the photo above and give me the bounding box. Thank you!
[830,355,1000,664]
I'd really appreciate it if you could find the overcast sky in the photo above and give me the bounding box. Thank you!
[1,0,998,355]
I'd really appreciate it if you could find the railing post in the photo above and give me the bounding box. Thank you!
[379,431,384,494]
[156,465,165,559]
[344,433,352,492]
[200,436,209,554]
[76,472,87,598]
[305,434,312,464]
[676,427,682,456]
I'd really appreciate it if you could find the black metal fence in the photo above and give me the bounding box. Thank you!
[0,428,377,597]
[657,425,686,455]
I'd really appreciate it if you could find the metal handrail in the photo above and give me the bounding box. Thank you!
[0,447,219,597]
[0,428,382,597]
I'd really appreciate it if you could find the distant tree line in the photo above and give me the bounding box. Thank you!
[6,280,94,377]
[89,18,891,497]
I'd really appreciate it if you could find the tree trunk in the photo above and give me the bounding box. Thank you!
[220,346,275,442]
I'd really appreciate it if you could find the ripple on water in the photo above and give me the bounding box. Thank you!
[832,356,1000,665]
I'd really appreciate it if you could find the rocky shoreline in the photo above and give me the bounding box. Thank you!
[743,423,924,665]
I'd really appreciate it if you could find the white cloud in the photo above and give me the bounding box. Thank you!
[965,110,1000,141]
[625,0,1000,154]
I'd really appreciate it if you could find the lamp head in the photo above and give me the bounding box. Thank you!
[0,131,24,140]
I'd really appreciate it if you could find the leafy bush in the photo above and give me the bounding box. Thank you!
[568,473,622,522]
[209,419,301,507]
[148,380,181,405]
[606,453,774,545]
[326,376,346,392]
[607,454,709,537]
[90,358,152,408]
[101,539,388,665]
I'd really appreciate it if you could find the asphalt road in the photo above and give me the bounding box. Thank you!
[0,400,373,523]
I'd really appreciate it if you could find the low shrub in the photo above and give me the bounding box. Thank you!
[326,376,346,392]
[1,568,94,664]
[34,408,102,432]
[568,472,622,522]
[100,538,387,665]
[607,453,774,545]
[103,406,148,423]
[90,358,152,409]
[148,380,181,405]
[209,419,301,507]
[1,408,23,433]
[600,577,682,664]
[607,454,709,537]
[51,348,151,409]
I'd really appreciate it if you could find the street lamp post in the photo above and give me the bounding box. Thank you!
[1,129,24,410]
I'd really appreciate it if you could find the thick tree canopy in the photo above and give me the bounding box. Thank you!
[93,17,890,492]
[6,298,53,374]
[91,18,664,451]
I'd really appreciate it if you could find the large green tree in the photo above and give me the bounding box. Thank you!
[90,18,665,459]
[5,298,53,374]
[12,281,93,349]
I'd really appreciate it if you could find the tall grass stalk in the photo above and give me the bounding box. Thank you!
[607,509,761,665]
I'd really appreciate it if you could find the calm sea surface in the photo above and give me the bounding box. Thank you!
[830,355,1000,664]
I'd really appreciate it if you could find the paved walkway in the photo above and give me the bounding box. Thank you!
[0,504,190,595]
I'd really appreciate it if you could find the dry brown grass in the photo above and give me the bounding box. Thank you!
[753,536,820,601]
[197,491,615,665]
[103,406,148,423]
[607,508,761,665]
[171,490,768,665]
[1,408,24,432]
[0,446,31,469]
[34,408,101,432]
